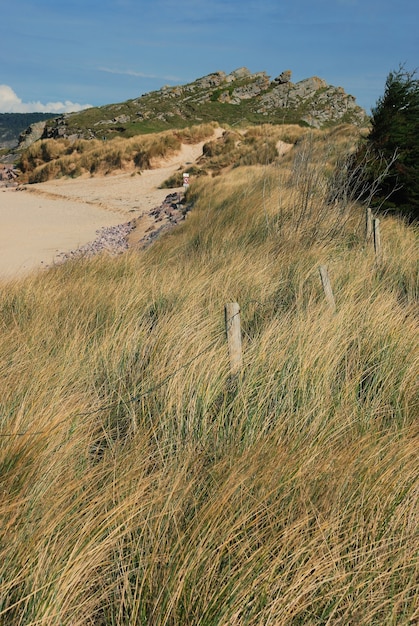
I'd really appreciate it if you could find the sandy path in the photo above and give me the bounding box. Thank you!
[0,133,221,280]
[29,141,208,214]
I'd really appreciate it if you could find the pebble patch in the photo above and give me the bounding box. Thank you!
[52,193,189,266]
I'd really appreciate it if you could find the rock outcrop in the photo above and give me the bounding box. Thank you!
[18,120,48,149]
[17,67,369,148]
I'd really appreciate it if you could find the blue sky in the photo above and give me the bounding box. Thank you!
[1,0,417,115]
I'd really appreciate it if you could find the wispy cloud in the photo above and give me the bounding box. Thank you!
[98,67,180,82]
[0,85,92,114]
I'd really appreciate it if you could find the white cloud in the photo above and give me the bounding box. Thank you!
[0,85,92,114]
[98,67,180,82]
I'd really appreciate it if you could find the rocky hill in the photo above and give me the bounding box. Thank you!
[22,68,368,147]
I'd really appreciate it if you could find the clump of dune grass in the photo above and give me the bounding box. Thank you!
[1,127,418,624]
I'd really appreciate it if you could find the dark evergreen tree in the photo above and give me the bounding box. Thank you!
[365,65,419,220]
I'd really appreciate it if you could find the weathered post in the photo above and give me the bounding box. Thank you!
[366,207,373,241]
[373,218,382,266]
[225,302,243,376]
[319,265,336,313]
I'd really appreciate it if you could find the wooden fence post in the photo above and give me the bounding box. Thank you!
[319,266,336,313]
[373,218,382,266]
[225,302,243,376]
[366,207,373,241]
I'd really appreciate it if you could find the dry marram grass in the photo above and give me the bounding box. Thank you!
[0,125,418,624]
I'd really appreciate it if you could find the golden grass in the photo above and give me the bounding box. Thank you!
[1,129,418,624]
[18,123,219,182]
[18,122,363,185]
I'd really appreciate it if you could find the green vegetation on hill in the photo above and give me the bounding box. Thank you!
[0,125,418,624]
[39,68,368,143]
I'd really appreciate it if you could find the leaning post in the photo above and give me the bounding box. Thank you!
[225,302,243,377]
[373,218,383,266]
[366,207,373,241]
[319,266,336,313]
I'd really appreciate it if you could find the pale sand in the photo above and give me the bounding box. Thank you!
[0,191,126,278]
[0,135,219,280]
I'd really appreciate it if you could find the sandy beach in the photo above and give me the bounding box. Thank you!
[0,137,214,280]
[0,191,126,278]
